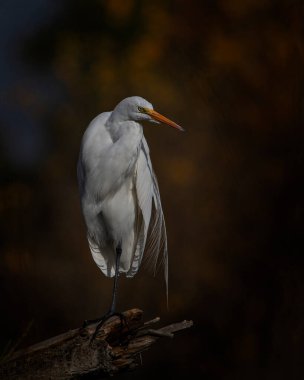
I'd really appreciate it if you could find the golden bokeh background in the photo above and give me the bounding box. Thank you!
[1,0,304,378]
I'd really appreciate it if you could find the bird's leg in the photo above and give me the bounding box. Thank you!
[90,244,127,341]
[82,245,122,327]
[109,243,122,313]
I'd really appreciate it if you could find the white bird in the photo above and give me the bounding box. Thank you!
[77,96,183,328]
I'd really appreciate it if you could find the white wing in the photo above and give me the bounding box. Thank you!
[127,137,168,300]
[77,112,116,275]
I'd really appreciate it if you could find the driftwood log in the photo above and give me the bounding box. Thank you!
[0,309,193,379]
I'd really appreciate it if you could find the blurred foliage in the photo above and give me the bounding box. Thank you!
[1,0,304,378]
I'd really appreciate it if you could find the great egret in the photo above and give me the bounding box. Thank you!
[77,96,183,330]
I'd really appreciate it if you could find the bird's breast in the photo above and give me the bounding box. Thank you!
[100,176,136,245]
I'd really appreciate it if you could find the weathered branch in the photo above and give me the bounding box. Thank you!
[0,309,193,379]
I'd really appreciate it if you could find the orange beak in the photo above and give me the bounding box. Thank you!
[145,108,184,132]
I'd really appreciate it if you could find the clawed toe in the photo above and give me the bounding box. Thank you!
[89,311,128,342]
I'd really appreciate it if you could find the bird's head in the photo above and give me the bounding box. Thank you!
[113,96,184,131]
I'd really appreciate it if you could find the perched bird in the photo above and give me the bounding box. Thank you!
[77,96,183,326]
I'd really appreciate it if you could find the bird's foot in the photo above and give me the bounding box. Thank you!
[82,317,102,328]
[86,311,127,342]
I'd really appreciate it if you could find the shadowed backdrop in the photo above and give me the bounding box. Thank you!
[1,0,304,379]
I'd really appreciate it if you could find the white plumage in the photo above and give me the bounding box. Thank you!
[77,96,183,309]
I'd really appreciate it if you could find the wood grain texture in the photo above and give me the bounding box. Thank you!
[0,309,193,379]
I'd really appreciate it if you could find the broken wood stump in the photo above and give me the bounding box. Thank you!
[0,308,193,379]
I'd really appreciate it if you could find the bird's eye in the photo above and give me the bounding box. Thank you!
[138,106,145,113]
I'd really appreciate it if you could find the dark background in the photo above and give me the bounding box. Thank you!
[1,0,304,379]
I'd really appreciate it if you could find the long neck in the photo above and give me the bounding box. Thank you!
[106,114,142,143]
[83,118,143,200]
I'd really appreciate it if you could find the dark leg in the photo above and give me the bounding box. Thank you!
[83,244,122,327]
[90,244,125,341]
[109,244,122,313]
